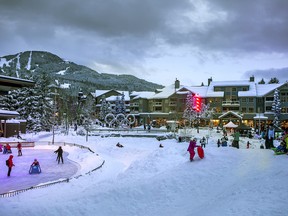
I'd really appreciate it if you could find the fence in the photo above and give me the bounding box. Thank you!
[0,142,105,198]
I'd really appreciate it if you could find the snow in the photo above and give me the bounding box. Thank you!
[0,128,287,216]
[26,51,32,70]
[56,67,70,75]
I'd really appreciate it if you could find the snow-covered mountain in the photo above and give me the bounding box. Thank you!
[0,51,163,93]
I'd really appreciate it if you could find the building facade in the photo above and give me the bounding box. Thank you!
[90,77,288,130]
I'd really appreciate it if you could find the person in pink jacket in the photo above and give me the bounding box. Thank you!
[187,138,199,161]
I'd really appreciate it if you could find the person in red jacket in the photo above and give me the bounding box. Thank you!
[17,142,22,156]
[187,138,200,161]
[7,155,15,177]
[6,143,12,153]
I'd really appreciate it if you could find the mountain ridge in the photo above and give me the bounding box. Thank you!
[0,51,164,94]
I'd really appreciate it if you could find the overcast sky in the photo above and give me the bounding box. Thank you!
[1,0,288,86]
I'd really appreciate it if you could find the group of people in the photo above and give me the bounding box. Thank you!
[275,131,288,154]
[0,142,23,155]
[4,145,64,177]
[5,154,40,177]
[0,143,12,154]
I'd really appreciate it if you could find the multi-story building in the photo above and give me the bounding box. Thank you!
[90,77,288,130]
[130,77,288,130]
[88,89,130,118]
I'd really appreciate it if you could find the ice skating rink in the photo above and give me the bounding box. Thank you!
[0,148,79,194]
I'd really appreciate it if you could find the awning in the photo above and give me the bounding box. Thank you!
[223,121,238,128]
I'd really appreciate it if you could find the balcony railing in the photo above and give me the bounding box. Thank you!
[130,103,139,107]
[153,102,162,106]
[222,101,240,106]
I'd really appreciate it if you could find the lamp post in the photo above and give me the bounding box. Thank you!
[258,107,261,136]
[63,112,68,135]
[52,89,58,144]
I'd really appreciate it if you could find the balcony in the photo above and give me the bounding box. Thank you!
[130,102,139,107]
[153,102,162,107]
[222,101,240,106]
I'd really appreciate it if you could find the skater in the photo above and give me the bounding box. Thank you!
[187,138,199,161]
[54,146,64,164]
[7,155,15,177]
[17,142,22,156]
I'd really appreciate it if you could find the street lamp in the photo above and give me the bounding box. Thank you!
[52,89,58,144]
[258,107,261,136]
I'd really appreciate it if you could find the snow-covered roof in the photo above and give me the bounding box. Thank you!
[219,111,242,119]
[256,83,284,97]
[130,91,155,99]
[179,86,208,98]
[91,90,130,100]
[106,91,130,101]
[238,82,257,97]
[0,109,19,120]
[253,114,268,120]
[149,84,183,99]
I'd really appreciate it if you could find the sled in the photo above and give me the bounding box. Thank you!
[271,148,287,155]
[197,146,204,159]
[29,165,41,174]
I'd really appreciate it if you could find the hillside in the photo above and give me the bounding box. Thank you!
[0,51,164,93]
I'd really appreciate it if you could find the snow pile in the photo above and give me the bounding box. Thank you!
[0,128,287,216]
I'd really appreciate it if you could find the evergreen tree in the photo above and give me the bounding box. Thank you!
[120,93,126,114]
[258,78,265,84]
[81,96,94,141]
[114,96,121,115]
[99,96,109,120]
[272,88,281,127]
[268,77,279,84]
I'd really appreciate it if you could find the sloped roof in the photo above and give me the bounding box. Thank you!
[0,109,19,120]
[179,86,208,98]
[106,91,130,101]
[149,84,183,99]
[256,83,284,97]
[0,75,34,93]
[219,111,242,119]
[130,91,155,99]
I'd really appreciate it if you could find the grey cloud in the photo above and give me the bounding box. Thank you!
[243,67,288,82]
[1,0,288,82]
[186,0,288,53]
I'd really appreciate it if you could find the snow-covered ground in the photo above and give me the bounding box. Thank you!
[0,128,287,216]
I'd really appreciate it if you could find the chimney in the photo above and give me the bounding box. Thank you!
[175,78,180,89]
[208,77,212,86]
[250,75,255,82]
